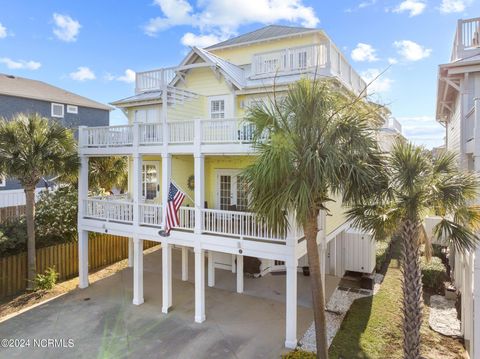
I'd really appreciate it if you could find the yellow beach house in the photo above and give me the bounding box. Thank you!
[77,25,397,348]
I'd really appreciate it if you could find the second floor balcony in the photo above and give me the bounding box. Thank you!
[78,118,264,155]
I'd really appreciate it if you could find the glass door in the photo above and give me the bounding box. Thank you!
[216,170,249,211]
[142,161,160,201]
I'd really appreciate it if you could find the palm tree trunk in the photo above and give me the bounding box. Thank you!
[305,214,328,359]
[25,186,36,290]
[400,219,423,359]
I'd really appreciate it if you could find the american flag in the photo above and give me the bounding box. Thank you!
[164,182,186,234]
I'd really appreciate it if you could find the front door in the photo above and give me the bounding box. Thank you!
[216,170,249,211]
[142,161,160,201]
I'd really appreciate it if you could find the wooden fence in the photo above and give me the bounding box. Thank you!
[0,205,26,224]
[0,234,158,299]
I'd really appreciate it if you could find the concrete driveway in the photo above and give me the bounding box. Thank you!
[0,248,339,359]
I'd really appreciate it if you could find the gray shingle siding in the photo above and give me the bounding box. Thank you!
[0,94,109,191]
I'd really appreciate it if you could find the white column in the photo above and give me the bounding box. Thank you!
[181,246,189,281]
[132,237,144,305]
[162,154,172,226]
[132,154,142,229]
[78,154,89,289]
[128,237,134,268]
[208,251,215,287]
[194,155,205,234]
[236,255,244,293]
[162,243,172,313]
[318,211,327,294]
[78,230,89,289]
[194,248,206,323]
[285,261,298,349]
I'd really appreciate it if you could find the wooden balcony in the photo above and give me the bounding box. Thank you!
[251,43,367,95]
[451,17,480,61]
[81,196,305,244]
[78,118,264,155]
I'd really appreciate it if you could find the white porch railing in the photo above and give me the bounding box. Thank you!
[83,125,133,148]
[168,121,195,143]
[84,199,134,223]
[135,68,177,93]
[252,44,327,76]
[201,208,286,242]
[201,118,258,143]
[139,123,163,145]
[452,17,480,61]
[139,203,163,226]
[178,207,195,230]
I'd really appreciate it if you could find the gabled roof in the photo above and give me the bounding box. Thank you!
[0,73,112,111]
[205,25,318,50]
[194,47,245,87]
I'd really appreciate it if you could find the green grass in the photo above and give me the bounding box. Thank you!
[328,239,465,359]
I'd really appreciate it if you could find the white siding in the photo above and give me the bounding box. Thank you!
[446,94,462,155]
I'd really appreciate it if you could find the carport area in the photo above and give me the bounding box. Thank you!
[0,247,339,359]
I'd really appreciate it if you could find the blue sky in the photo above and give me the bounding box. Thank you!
[1,0,479,148]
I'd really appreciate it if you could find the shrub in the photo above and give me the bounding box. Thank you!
[282,350,316,359]
[0,184,78,257]
[35,185,78,245]
[33,266,59,291]
[376,237,392,271]
[421,256,447,293]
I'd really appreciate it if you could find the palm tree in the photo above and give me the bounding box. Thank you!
[89,156,128,193]
[0,113,79,289]
[243,79,385,358]
[347,141,480,359]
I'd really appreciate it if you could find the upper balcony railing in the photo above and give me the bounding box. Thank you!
[383,117,402,134]
[79,118,265,151]
[251,43,367,95]
[135,68,177,93]
[451,17,480,61]
[252,44,328,76]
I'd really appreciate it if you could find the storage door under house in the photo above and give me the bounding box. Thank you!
[142,161,160,201]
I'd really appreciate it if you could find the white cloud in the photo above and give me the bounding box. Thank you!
[439,0,472,13]
[69,66,96,81]
[388,57,398,64]
[393,0,426,17]
[0,23,7,39]
[351,43,379,62]
[181,32,227,48]
[361,68,393,93]
[394,40,431,61]
[0,57,41,70]
[105,69,136,84]
[144,0,319,46]
[397,116,445,148]
[52,13,81,42]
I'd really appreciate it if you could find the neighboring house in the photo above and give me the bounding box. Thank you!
[0,73,111,192]
[378,117,404,152]
[435,17,480,358]
[77,25,384,348]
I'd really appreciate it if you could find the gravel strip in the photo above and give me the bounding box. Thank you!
[429,295,461,337]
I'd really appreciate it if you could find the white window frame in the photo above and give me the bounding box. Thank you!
[0,175,5,187]
[66,105,78,114]
[215,169,249,210]
[51,103,64,118]
[208,95,230,120]
[142,161,160,201]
